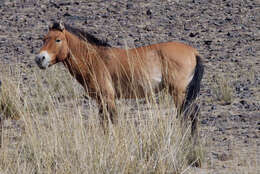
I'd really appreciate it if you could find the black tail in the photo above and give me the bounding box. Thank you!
[181,55,204,113]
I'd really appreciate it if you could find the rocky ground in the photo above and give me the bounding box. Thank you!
[0,0,259,173]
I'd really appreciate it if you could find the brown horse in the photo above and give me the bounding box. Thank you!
[35,21,204,137]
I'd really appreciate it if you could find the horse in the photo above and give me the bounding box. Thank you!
[35,21,204,139]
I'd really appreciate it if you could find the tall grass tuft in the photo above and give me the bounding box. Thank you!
[212,74,233,105]
[0,77,21,121]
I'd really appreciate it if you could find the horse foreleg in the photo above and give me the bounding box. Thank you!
[97,94,118,131]
[98,103,109,130]
[106,100,118,125]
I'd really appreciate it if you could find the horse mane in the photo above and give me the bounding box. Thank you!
[51,22,111,47]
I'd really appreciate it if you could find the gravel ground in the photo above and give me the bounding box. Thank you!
[0,0,259,173]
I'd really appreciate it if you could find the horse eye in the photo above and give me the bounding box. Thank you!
[56,39,61,43]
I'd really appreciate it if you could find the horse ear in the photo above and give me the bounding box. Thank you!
[49,21,65,31]
[58,21,65,31]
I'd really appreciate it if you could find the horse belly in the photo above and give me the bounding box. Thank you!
[142,51,163,90]
[122,67,163,98]
[112,49,164,98]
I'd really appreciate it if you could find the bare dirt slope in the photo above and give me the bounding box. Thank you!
[0,0,259,173]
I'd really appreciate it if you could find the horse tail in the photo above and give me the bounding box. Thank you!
[181,55,204,113]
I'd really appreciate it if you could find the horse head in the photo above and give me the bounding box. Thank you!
[35,21,69,69]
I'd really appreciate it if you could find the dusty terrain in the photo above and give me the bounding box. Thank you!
[0,0,259,173]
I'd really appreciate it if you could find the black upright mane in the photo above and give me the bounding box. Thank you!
[51,22,111,47]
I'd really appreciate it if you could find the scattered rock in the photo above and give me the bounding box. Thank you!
[146,9,152,16]
[204,40,212,46]
[217,152,233,161]
[189,32,199,37]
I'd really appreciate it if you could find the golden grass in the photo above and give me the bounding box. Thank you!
[0,63,203,174]
[0,77,21,121]
[212,74,233,105]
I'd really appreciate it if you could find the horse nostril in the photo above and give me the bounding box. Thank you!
[35,56,40,63]
[42,56,45,60]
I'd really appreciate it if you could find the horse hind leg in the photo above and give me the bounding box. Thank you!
[169,86,186,116]
[181,101,200,140]
[190,103,199,140]
[169,86,199,140]
[168,86,187,124]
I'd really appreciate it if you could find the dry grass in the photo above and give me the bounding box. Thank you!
[212,74,233,105]
[0,77,21,121]
[0,63,203,174]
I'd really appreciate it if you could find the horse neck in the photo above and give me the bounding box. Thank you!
[62,30,106,87]
[63,30,93,84]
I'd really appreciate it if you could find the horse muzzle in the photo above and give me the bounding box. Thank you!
[35,51,51,69]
